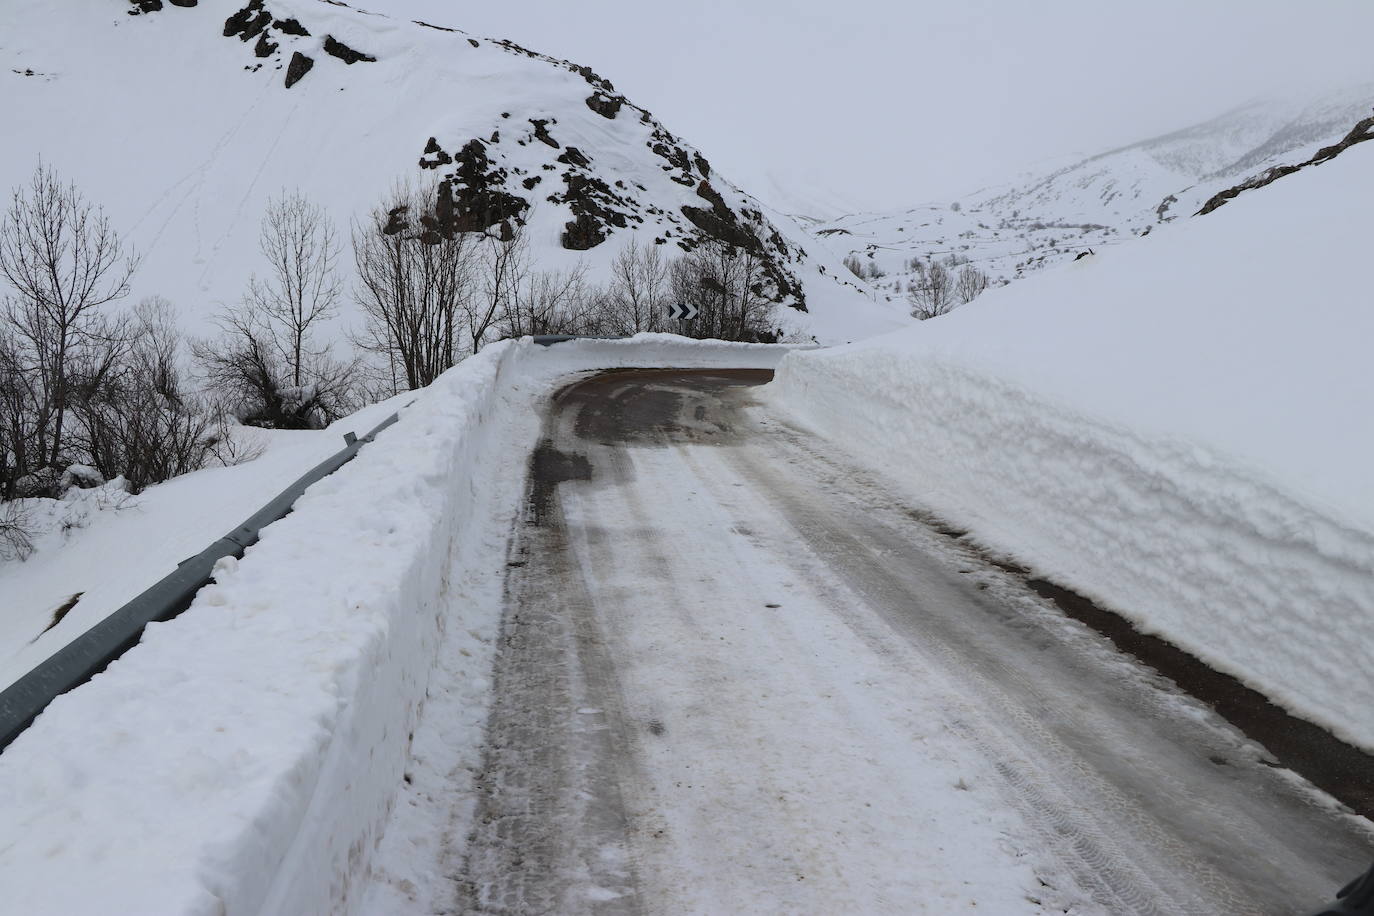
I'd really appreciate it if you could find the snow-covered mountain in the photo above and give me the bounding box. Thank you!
[814,86,1373,301]
[0,0,907,344]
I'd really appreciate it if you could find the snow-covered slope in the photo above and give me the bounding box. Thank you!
[0,0,906,344]
[772,137,1374,749]
[815,86,1373,300]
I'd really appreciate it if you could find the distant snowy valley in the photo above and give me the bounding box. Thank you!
[809,85,1374,311]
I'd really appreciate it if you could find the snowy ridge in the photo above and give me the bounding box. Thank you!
[812,85,1373,302]
[0,336,794,915]
[771,140,1374,750]
[0,0,907,344]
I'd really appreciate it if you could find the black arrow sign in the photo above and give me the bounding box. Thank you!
[667,302,699,320]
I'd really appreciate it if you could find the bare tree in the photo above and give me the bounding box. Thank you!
[245,191,343,388]
[70,298,215,493]
[205,406,267,470]
[0,498,33,561]
[601,238,669,335]
[496,263,594,339]
[193,302,357,429]
[0,165,139,471]
[908,261,956,320]
[955,264,989,304]
[469,225,530,353]
[669,241,777,342]
[0,325,41,499]
[198,194,357,427]
[353,183,478,391]
[842,254,864,278]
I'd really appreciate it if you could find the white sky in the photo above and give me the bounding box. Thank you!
[376,1,1373,216]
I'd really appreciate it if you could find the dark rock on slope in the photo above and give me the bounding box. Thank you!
[1197,112,1374,215]
[323,35,375,65]
[434,140,529,237]
[284,51,312,88]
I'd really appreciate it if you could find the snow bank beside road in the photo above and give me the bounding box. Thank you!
[0,336,790,916]
[0,401,407,692]
[771,143,1374,751]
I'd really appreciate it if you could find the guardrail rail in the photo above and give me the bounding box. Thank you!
[0,411,401,753]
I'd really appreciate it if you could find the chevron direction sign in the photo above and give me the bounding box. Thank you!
[667,301,699,320]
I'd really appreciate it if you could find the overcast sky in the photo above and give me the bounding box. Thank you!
[381,1,1373,216]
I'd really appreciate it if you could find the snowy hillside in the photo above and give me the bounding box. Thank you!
[773,136,1374,750]
[0,0,906,343]
[815,86,1373,301]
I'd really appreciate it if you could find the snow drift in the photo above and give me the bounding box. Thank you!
[0,336,792,915]
[772,141,1374,750]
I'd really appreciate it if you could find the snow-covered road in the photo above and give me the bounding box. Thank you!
[455,369,1371,914]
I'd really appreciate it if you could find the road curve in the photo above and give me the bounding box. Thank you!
[455,368,1373,915]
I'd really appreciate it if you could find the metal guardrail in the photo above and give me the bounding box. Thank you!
[0,411,402,753]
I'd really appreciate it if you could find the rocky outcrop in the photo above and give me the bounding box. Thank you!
[681,181,762,254]
[551,171,634,250]
[273,17,308,35]
[585,92,622,120]
[561,212,607,250]
[323,35,375,65]
[125,0,195,12]
[223,0,270,39]
[530,119,559,149]
[432,140,529,238]
[493,38,617,95]
[419,137,452,169]
[283,51,312,88]
[1197,113,1374,215]
[222,4,377,79]
[557,146,591,169]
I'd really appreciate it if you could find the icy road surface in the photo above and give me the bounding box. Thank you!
[456,369,1371,915]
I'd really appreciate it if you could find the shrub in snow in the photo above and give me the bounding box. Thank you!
[59,464,104,492]
[12,467,58,499]
[0,499,33,561]
[193,193,359,429]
